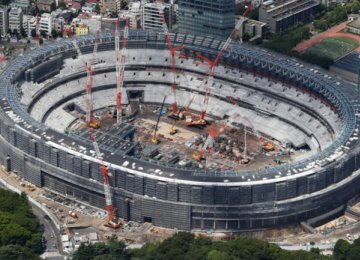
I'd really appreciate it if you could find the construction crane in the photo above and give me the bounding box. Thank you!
[151,95,167,144]
[194,4,253,121]
[88,127,120,229]
[158,3,184,114]
[72,33,101,129]
[193,123,225,161]
[35,12,41,46]
[243,116,274,152]
[115,17,129,124]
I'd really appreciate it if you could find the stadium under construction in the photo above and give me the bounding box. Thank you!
[0,29,360,232]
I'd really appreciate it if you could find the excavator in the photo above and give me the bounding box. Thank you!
[169,120,178,135]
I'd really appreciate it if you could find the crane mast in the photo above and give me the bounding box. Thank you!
[195,5,253,121]
[158,4,184,113]
[115,17,129,124]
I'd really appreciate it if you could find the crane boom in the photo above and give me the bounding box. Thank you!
[196,4,253,120]
[88,128,117,223]
[115,18,129,124]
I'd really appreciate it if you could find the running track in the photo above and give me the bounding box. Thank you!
[294,21,360,52]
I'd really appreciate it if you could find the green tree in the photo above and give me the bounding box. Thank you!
[95,3,101,14]
[31,29,36,38]
[40,30,47,38]
[242,32,251,42]
[0,245,28,260]
[351,0,360,13]
[20,28,27,38]
[207,249,228,260]
[334,239,350,260]
[51,29,58,38]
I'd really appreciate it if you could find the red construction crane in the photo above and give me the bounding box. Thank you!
[115,17,129,124]
[88,127,120,229]
[158,4,184,114]
[35,12,41,45]
[73,32,101,129]
[194,4,253,121]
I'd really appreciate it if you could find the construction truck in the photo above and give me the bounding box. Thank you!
[169,120,178,135]
[27,183,36,191]
[104,219,121,229]
[263,142,275,152]
[192,151,202,161]
[88,119,100,129]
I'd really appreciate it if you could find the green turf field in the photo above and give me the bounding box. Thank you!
[304,37,359,61]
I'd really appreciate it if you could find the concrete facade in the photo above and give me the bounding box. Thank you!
[8,7,23,33]
[259,0,319,34]
[178,0,234,39]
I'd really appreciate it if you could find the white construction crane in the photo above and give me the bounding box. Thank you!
[115,17,129,124]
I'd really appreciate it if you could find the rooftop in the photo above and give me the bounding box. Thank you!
[332,51,360,74]
[348,18,360,30]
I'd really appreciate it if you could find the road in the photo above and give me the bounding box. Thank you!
[31,203,63,254]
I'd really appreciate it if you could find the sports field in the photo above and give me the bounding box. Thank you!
[303,37,359,61]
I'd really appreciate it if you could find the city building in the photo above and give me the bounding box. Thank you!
[39,13,53,36]
[8,7,23,33]
[141,2,173,32]
[101,0,117,14]
[128,1,141,29]
[81,6,94,13]
[22,14,36,36]
[259,0,319,34]
[13,0,32,14]
[51,16,65,35]
[0,6,10,36]
[178,0,235,39]
[237,17,266,40]
[75,24,89,35]
[37,0,55,12]
[346,17,360,36]
[318,0,346,7]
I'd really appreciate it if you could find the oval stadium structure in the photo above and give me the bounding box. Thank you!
[1,31,360,231]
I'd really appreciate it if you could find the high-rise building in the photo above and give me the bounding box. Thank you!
[0,6,10,36]
[8,7,23,33]
[178,0,235,39]
[141,2,173,32]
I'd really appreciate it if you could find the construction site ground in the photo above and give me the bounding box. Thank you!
[80,104,295,172]
[0,167,176,246]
